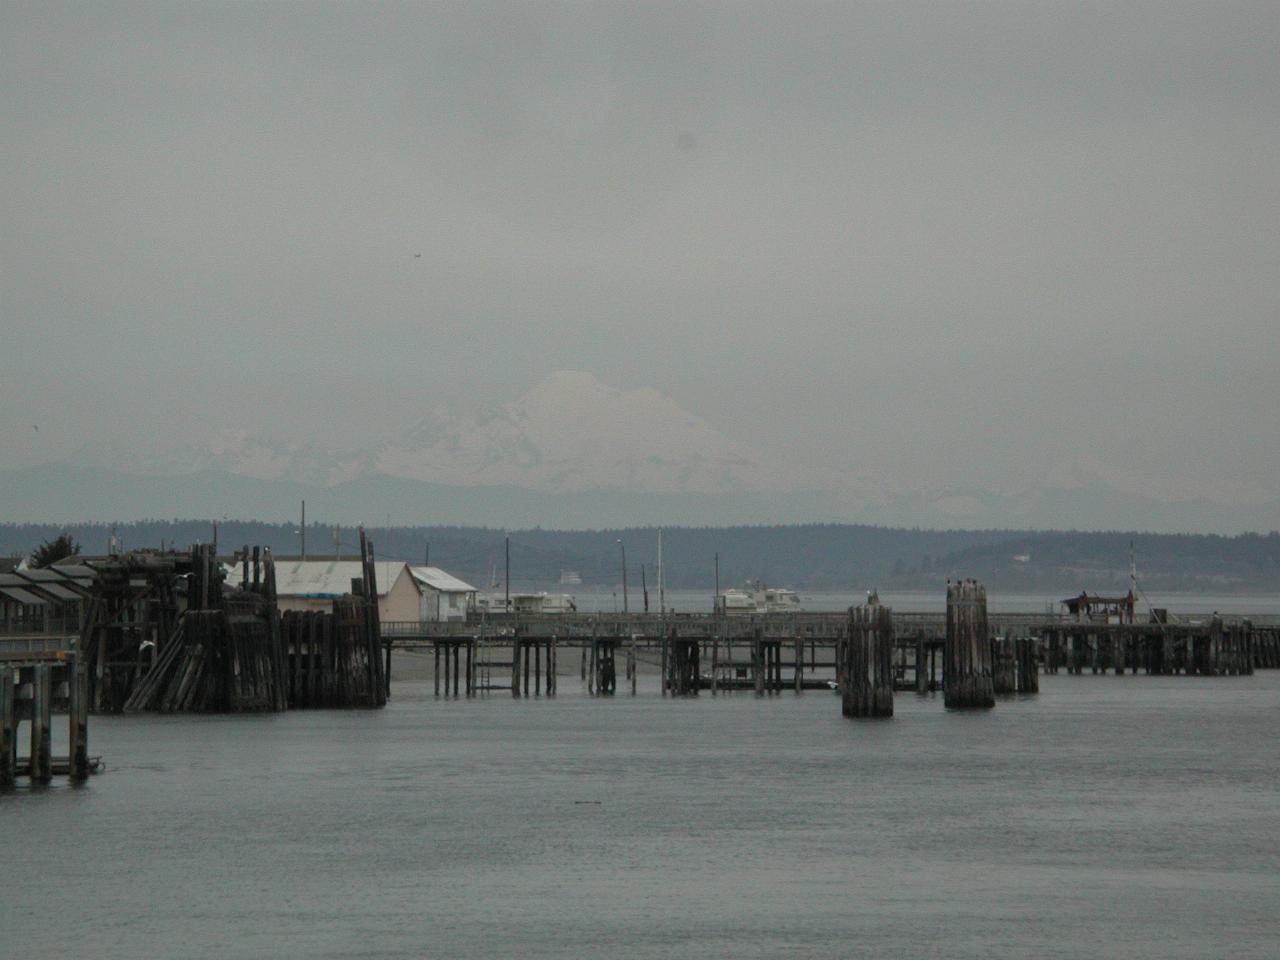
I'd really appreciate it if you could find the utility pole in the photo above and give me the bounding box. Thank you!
[505,535,510,613]
[641,564,649,613]
[300,499,306,561]
[714,552,720,615]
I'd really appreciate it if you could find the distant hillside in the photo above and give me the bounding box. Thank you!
[2,521,1277,594]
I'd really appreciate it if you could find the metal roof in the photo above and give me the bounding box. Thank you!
[409,566,477,593]
[272,560,411,599]
[51,563,96,578]
[15,568,71,582]
[0,586,46,605]
[17,579,80,601]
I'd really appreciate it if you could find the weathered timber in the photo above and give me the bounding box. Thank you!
[1015,637,1039,693]
[0,668,14,787]
[30,665,52,784]
[944,580,995,709]
[842,604,894,718]
[991,632,1017,694]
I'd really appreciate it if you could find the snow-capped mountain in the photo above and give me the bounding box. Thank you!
[374,371,825,494]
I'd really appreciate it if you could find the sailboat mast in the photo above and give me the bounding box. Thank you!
[657,529,664,615]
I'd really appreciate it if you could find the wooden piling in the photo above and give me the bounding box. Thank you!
[944,580,995,709]
[788,634,798,696]
[30,665,52,784]
[710,634,719,695]
[629,636,637,695]
[843,604,894,718]
[511,633,521,699]
[1015,637,1039,694]
[747,627,757,696]
[992,633,1016,694]
[68,656,89,781]
[549,637,557,696]
[0,668,14,788]
[660,629,668,696]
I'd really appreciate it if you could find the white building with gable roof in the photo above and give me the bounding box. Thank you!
[272,558,421,623]
[409,566,477,622]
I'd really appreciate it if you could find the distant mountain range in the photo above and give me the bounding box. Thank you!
[2,371,1275,533]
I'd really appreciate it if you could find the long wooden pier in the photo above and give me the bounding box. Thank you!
[380,610,1280,697]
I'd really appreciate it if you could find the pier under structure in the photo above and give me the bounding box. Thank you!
[1,633,93,786]
[380,605,1280,698]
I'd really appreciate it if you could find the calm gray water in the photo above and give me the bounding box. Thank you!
[3,673,1278,959]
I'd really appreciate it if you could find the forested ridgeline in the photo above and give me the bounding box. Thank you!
[3,521,1277,592]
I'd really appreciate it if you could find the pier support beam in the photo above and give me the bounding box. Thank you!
[1015,638,1039,694]
[30,665,52,784]
[69,657,89,781]
[944,580,994,709]
[991,632,1016,694]
[511,633,522,699]
[843,604,894,718]
[666,632,699,696]
[0,668,14,788]
[752,628,764,696]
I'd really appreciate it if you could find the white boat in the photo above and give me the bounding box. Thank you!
[717,581,802,615]
[475,591,577,614]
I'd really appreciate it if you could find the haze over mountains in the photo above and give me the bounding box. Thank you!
[2,372,1274,533]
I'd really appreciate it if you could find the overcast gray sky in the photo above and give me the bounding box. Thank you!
[3,2,1278,510]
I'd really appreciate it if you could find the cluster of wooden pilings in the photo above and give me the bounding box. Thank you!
[1,655,91,786]
[393,590,1277,712]
[1253,626,1280,668]
[988,634,1040,694]
[664,631,701,695]
[842,604,894,717]
[944,580,995,709]
[121,544,287,712]
[79,551,192,713]
[281,600,384,707]
[512,634,557,697]
[433,639,474,697]
[279,532,387,708]
[583,637,628,695]
[1039,619,1258,677]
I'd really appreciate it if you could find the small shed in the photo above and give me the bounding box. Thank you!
[1061,591,1135,624]
[409,566,477,622]
[272,559,420,623]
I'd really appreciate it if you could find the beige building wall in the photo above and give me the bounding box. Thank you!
[381,567,421,623]
[276,565,421,622]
